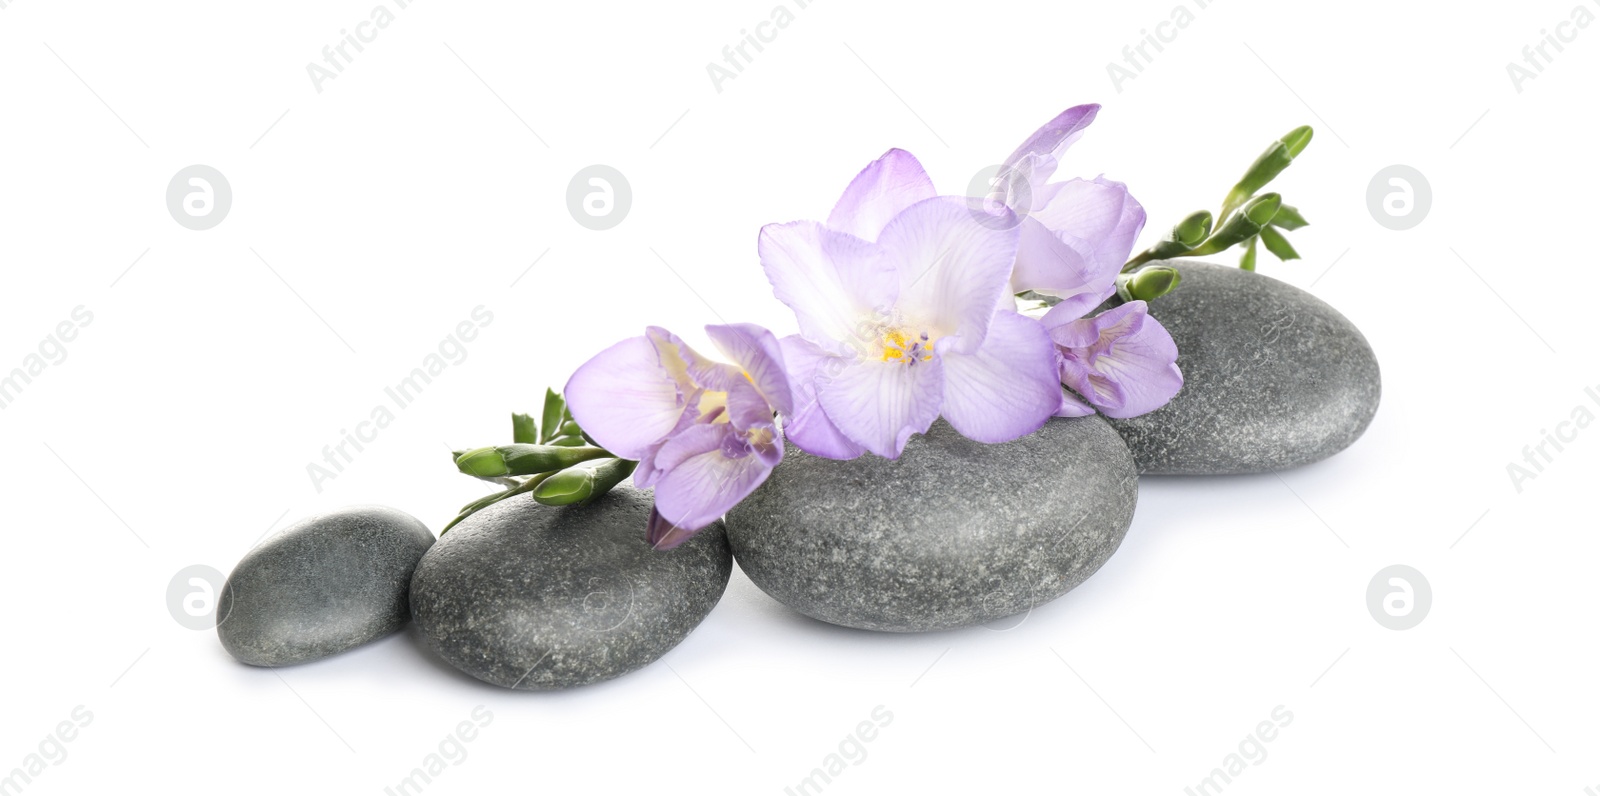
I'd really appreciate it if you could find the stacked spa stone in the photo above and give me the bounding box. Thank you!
[216,260,1379,684]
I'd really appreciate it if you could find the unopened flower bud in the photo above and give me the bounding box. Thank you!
[1243,192,1283,226]
[533,467,595,506]
[1173,210,1213,248]
[1279,125,1314,158]
[456,447,510,478]
[1123,266,1182,301]
[457,443,608,478]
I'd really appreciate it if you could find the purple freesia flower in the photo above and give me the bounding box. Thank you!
[994,103,1183,418]
[995,104,1148,308]
[759,186,1062,460]
[1042,299,1183,419]
[564,323,792,549]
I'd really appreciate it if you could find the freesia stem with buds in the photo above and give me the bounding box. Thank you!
[441,389,632,533]
[1123,124,1314,278]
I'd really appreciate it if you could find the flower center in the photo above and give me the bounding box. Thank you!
[880,329,934,366]
[696,390,731,423]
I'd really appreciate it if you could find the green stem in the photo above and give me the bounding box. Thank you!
[441,472,553,534]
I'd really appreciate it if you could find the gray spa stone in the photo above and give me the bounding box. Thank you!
[217,505,435,667]
[1105,260,1381,474]
[410,486,732,690]
[724,416,1137,633]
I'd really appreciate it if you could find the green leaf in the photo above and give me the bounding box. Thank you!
[1240,237,1258,271]
[1271,204,1309,230]
[1258,226,1300,261]
[512,413,539,445]
[539,389,566,444]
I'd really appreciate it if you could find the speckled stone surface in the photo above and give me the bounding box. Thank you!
[724,416,1137,632]
[1105,260,1381,474]
[410,486,731,690]
[217,505,435,667]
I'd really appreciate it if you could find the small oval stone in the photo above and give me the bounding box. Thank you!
[410,486,731,690]
[725,416,1137,632]
[217,505,435,667]
[1105,260,1381,474]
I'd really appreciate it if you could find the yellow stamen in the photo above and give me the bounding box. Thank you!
[878,328,935,363]
[881,330,909,362]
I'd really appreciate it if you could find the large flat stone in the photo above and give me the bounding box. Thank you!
[725,416,1137,632]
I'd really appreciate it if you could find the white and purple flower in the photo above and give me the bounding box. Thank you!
[564,323,792,549]
[760,171,1063,459]
[994,103,1183,418]
[759,104,1182,455]
[559,102,1183,544]
[1042,299,1182,419]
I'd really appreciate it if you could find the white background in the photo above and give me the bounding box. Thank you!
[2,0,1596,793]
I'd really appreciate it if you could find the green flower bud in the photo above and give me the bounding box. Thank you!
[1243,192,1283,226]
[456,446,510,478]
[592,457,637,494]
[1186,193,1281,256]
[1174,210,1213,248]
[533,458,638,507]
[1123,266,1182,301]
[457,443,608,478]
[1280,125,1314,158]
[533,467,595,506]
[558,421,582,438]
[1222,126,1311,218]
